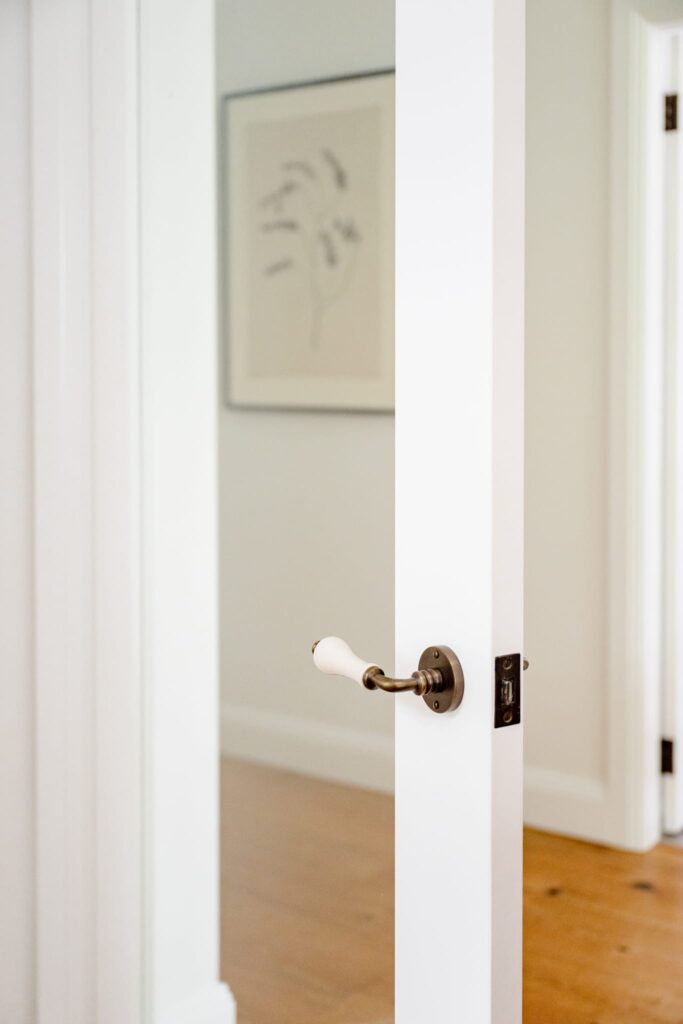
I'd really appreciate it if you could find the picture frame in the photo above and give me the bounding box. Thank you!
[221,71,395,411]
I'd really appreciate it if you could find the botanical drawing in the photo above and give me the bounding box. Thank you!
[259,147,362,348]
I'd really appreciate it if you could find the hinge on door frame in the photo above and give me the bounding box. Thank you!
[662,738,675,774]
[665,93,678,132]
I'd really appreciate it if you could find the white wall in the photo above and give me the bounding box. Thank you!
[217,0,396,791]
[0,3,34,1021]
[524,0,610,789]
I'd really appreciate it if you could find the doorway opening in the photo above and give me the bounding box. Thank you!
[216,3,683,1023]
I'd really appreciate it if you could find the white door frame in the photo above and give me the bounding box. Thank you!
[662,22,683,835]
[32,2,145,1019]
[606,0,679,852]
[30,0,233,1021]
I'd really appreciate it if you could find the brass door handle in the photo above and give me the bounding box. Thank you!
[311,636,465,715]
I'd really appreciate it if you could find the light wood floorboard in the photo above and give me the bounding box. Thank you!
[220,758,683,1024]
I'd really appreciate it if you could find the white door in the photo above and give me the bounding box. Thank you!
[394,2,524,1020]
[663,26,683,837]
[315,2,525,1021]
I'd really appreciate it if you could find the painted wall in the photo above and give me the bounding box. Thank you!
[217,0,396,791]
[0,2,34,1020]
[524,0,610,789]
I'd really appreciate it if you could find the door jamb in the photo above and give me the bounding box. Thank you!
[661,24,683,836]
[30,1,234,1020]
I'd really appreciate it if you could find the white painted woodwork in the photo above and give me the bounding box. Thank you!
[313,637,379,684]
[91,3,145,1019]
[606,2,663,847]
[663,28,683,835]
[607,2,683,851]
[395,2,525,1022]
[28,2,151,1017]
[30,2,148,1017]
[31,0,98,1017]
[26,0,234,1020]
[0,4,34,1021]
[139,1,234,1019]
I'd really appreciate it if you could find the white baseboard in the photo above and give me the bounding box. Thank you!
[221,703,394,792]
[160,982,235,1024]
[221,709,645,846]
[524,765,611,844]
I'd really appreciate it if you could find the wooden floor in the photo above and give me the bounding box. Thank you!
[220,759,683,1024]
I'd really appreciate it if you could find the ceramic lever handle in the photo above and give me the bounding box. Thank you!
[311,636,465,715]
[312,636,379,685]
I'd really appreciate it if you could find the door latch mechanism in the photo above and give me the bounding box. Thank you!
[312,637,465,715]
[495,653,522,728]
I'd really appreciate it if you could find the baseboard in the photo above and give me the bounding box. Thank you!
[524,764,611,844]
[221,710,643,844]
[221,703,394,792]
[160,982,235,1024]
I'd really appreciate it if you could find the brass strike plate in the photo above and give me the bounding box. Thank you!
[494,653,521,728]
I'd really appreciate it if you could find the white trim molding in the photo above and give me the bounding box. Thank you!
[160,984,236,1024]
[524,768,610,845]
[139,0,232,1016]
[661,23,683,836]
[32,0,114,1017]
[604,1,675,851]
[30,0,234,1019]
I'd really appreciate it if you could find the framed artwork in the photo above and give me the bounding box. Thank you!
[221,71,394,411]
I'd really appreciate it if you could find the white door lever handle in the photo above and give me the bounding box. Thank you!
[312,637,379,685]
[311,636,465,715]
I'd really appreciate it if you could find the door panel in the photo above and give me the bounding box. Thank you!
[395,2,524,1022]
